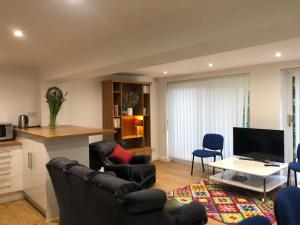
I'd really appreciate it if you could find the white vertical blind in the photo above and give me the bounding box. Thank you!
[167,74,250,161]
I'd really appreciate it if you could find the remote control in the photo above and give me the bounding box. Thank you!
[264,164,280,167]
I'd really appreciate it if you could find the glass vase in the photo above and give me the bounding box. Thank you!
[49,116,57,129]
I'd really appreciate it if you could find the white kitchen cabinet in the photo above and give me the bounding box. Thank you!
[20,137,47,214]
[0,143,23,202]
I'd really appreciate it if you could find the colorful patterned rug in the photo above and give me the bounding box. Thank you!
[167,180,275,224]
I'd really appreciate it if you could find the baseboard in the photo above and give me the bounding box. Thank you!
[0,191,24,204]
[154,156,170,161]
[23,192,46,216]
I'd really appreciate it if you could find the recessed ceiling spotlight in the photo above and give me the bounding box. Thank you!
[208,63,214,68]
[163,71,168,74]
[275,52,282,57]
[13,30,24,38]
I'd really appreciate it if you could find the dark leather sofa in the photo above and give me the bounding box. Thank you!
[47,157,208,225]
[89,140,156,188]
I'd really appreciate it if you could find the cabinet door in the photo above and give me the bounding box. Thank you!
[20,138,46,212]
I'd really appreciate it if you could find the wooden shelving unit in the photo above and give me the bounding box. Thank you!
[102,80,152,159]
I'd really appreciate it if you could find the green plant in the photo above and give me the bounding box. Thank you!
[46,87,68,128]
[122,90,139,108]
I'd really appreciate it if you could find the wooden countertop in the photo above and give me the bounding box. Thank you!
[0,140,22,147]
[15,125,115,140]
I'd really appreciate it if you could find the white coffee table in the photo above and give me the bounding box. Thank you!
[209,157,288,201]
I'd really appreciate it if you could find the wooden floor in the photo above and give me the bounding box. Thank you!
[0,161,274,225]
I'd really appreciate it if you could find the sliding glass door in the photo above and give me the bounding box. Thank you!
[166,74,250,161]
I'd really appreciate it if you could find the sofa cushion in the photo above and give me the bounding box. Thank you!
[91,173,142,196]
[172,202,208,225]
[165,198,185,214]
[132,164,156,182]
[109,144,134,164]
[47,157,79,171]
[69,164,99,181]
[122,189,167,214]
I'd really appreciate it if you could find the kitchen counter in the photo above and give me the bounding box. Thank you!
[16,125,114,221]
[0,140,21,147]
[15,125,114,140]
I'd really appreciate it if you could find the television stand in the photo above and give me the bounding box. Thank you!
[209,157,288,202]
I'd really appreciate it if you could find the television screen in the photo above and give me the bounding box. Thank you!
[233,127,284,163]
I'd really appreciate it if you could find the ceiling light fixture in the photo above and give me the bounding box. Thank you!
[163,71,168,74]
[275,52,282,57]
[13,30,24,38]
[208,63,214,68]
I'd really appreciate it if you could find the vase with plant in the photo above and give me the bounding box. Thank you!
[122,90,139,116]
[46,87,68,128]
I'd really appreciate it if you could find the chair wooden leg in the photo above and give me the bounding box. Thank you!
[191,155,195,176]
[287,169,290,186]
[295,171,298,187]
[201,157,205,172]
[213,156,216,175]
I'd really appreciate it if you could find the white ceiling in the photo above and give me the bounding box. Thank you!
[0,0,198,66]
[1,0,300,80]
[131,38,300,77]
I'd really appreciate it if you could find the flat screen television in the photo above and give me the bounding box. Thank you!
[233,127,284,163]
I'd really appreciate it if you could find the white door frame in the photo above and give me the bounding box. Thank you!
[282,70,296,163]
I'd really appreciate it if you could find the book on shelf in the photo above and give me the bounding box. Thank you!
[143,85,150,94]
[113,118,120,128]
[114,105,119,117]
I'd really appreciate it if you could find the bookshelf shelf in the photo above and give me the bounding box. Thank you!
[102,80,152,156]
[122,135,144,140]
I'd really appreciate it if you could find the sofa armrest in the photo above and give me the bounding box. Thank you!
[172,202,208,225]
[122,189,167,214]
[105,164,133,180]
[89,141,116,170]
[130,155,150,164]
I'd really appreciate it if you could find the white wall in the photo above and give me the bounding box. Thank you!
[0,65,40,125]
[41,78,102,128]
[156,59,300,160]
[41,77,103,143]
[40,76,159,156]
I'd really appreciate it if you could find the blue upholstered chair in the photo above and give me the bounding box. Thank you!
[275,186,300,225]
[191,133,224,175]
[287,144,300,186]
[237,216,271,225]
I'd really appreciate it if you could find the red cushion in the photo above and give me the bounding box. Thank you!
[108,144,134,164]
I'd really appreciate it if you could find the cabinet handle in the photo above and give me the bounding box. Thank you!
[28,152,34,169]
[0,161,10,165]
[28,152,32,169]
[0,184,10,189]
[30,153,32,169]
[31,153,34,169]
[28,152,30,169]
[0,151,10,158]
[0,163,10,169]
[0,172,10,176]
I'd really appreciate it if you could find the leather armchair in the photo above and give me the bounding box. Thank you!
[89,140,156,188]
[46,157,208,225]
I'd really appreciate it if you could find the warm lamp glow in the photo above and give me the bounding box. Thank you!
[133,117,143,126]
[133,116,143,136]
